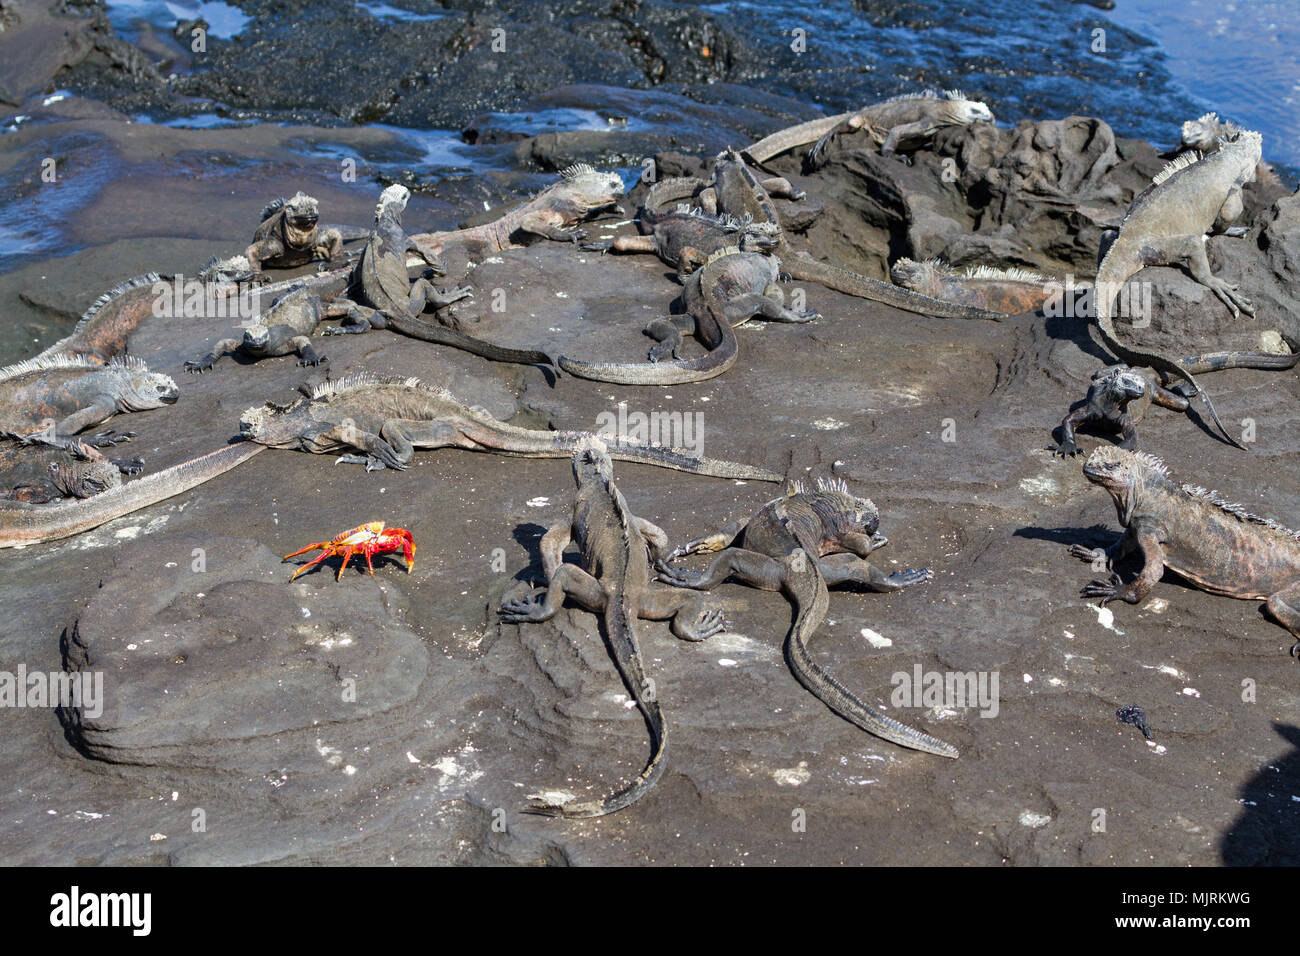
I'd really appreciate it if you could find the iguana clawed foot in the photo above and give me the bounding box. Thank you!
[887,567,933,588]
[1052,439,1082,458]
[579,240,613,254]
[1081,571,1136,605]
[334,451,407,472]
[656,564,706,589]
[498,591,549,624]
[81,429,136,449]
[110,457,145,476]
[1068,544,1110,568]
[1205,277,1255,318]
[679,607,728,642]
[185,357,217,373]
[296,352,328,368]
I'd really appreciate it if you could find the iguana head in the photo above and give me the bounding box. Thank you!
[1082,446,1171,525]
[376,184,410,222]
[1090,365,1147,406]
[1222,129,1263,174]
[792,477,881,538]
[281,192,321,248]
[110,358,179,410]
[572,435,613,485]
[942,91,994,125]
[238,397,304,447]
[890,257,944,293]
[556,164,624,213]
[1180,112,1225,153]
[737,216,781,253]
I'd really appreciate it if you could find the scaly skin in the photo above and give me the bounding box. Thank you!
[744,90,994,168]
[29,274,164,366]
[1070,446,1300,656]
[0,355,179,448]
[669,151,1007,320]
[1053,353,1300,457]
[1091,131,1264,449]
[185,283,332,372]
[326,185,552,367]
[891,258,1055,316]
[0,443,264,549]
[0,438,135,504]
[412,164,625,257]
[498,439,729,817]
[238,371,782,480]
[658,478,959,757]
[557,247,818,385]
[583,204,780,280]
[246,192,343,272]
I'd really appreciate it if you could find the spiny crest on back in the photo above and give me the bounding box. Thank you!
[0,352,144,382]
[882,89,966,105]
[306,372,425,402]
[962,263,1049,284]
[1152,151,1202,186]
[1181,485,1300,540]
[560,163,597,181]
[1085,444,1171,476]
[704,245,744,266]
[75,273,163,332]
[259,197,286,222]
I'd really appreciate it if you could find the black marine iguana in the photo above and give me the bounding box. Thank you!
[324,184,553,367]
[658,477,958,757]
[581,204,780,280]
[1052,353,1300,457]
[556,246,818,385]
[1070,446,1300,657]
[185,282,333,372]
[652,150,1006,321]
[0,437,138,504]
[246,192,343,273]
[498,438,729,817]
[238,372,781,480]
[1090,130,1268,449]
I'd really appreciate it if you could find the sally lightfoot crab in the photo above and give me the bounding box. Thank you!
[283,520,415,581]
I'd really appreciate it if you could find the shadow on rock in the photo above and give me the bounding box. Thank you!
[1220,724,1300,865]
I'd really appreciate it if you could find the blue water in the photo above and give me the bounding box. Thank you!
[107,0,251,41]
[354,1,447,23]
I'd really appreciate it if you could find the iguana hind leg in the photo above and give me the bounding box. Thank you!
[1145,234,1256,318]
[817,553,932,592]
[636,587,728,642]
[645,315,697,362]
[658,546,788,592]
[499,564,606,623]
[1263,580,1300,656]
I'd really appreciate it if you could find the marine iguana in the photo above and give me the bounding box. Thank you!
[0,443,265,549]
[1090,130,1266,449]
[744,90,994,170]
[0,438,137,504]
[1053,353,1300,457]
[325,184,552,367]
[891,258,1058,316]
[1069,446,1300,657]
[498,438,729,817]
[581,204,780,280]
[185,282,331,372]
[657,477,958,757]
[238,372,781,480]
[0,355,179,450]
[556,246,818,385]
[29,274,163,366]
[411,164,626,258]
[246,192,343,273]
[657,150,1006,321]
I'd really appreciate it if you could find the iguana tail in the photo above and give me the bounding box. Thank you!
[468,420,781,481]
[776,502,960,759]
[784,258,1007,321]
[524,596,668,817]
[1177,350,1300,374]
[639,177,704,231]
[744,113,851,165]
[0,443,265,549]
[1094,244,1246,449]
[557,321,738,385]
[382,312,554,367]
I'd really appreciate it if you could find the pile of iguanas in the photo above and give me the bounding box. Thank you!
[3,85,1297,824]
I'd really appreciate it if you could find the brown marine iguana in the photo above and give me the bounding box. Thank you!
[1053,353,1300,458]
[1069,446,1300,657]
[238,372,781,479]
[581,204,780,280]
[658,150,1006,321]
[325,184,553,367]
[411,164,626,258]
[556,246,818,385]
[0,355,179,450]
[246,192,344,273]
[0,442,265,549]
[1090,130,1266,449]
[744,90,995,170]
[498,438,729,817]
[28,274,163,366]
[891,258,1057,316]
[657,477,958,758]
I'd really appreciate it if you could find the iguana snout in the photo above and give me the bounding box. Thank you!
[122,372,180,410]
[241,324,271,349]
[1081,445,1137,490]
[1095,366,1148,401]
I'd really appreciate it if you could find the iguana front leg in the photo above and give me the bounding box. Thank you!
[518,210,587,243]
[816,553,932,591]
[409,276,474,329]
[1145,234,1256,318]
[759,176,805,201]
[245,238,285,273]
[327,419,411,471]
[644,315,697,362]
[1068,529,1136,571]
[663,517,749,565]
[658,546,789,592]
[1080,523,1165,605]
[184,338,241,373]
[1053,406,1091,458]
[724,292,819,325]
[840,530,888,557]
[315,228,344,262]
[288,336,326,367]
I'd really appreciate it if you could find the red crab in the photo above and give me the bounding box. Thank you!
[283,521,415,581]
